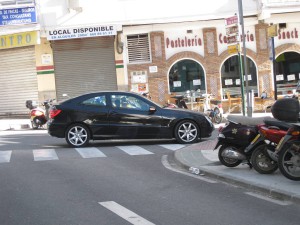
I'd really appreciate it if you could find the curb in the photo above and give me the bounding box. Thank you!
[172,145,300,205]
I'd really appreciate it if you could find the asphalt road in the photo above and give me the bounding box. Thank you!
[1,130,300,225]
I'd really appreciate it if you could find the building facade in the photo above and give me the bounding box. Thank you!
[1,0,300,116]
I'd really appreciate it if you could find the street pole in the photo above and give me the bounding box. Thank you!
[272,37,278,100]
[238,0,249,116]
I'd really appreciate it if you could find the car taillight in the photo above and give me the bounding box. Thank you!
[49,109,62,119]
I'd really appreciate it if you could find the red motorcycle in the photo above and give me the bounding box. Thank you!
[26,99,54,129]
[247,120,292,174]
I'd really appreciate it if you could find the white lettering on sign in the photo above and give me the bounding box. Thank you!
[164,30,204,59]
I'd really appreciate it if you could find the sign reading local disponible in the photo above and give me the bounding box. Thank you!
[47,25,117,40]
[0,7,36,26]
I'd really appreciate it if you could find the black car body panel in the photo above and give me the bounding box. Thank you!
[48,91,214,143]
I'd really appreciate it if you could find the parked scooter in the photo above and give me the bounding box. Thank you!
[270,98,300,181]
[247,120,292,174]
[199,93,223,124]
[26,99,55,129]
[214,115,271,168]
[165,95,188,109]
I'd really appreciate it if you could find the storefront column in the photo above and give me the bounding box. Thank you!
[255,23,272,97]
[203,28,222,99]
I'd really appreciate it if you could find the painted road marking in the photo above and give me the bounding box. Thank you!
[245,192,292,206]
[159,144,185,151]
[0,151,12,163]
[99,201,155,225]
[75,147,107,158]
[33,149,58,161]
[117,145,153,155]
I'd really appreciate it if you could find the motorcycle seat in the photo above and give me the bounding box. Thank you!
[264,119,292,130]
[227,115,272,126]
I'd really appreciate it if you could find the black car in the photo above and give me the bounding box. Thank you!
[47,91,214,147]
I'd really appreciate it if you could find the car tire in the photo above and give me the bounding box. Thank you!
[65,123,90,147]
[174,120,199,144]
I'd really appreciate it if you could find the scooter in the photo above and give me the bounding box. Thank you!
[247,120,291,174]
[199,93,223,124]
[26,99,54,129]
[270,98,300,181]
[165,95,188,109]
[214,115,270,168]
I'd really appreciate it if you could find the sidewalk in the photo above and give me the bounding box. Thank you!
[173,115,300,204]
[0,119,31,131]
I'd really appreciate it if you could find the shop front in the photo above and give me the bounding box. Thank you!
[0,31,39,116]
[47,25,119,102]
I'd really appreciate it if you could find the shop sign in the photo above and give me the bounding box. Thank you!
[217,26,256,55]
[274,23,300,47]
[0,7,36,26]
[164,30,204,59]
[47,25,117,40]
[0,31,39,49]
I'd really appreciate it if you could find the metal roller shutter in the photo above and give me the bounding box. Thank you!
[51,37,118,101]
[0,46,37,116]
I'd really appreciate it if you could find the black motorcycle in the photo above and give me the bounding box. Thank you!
[214,115,270,168]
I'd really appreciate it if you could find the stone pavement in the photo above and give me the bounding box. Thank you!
[2,113,300,204]
[173,136,300,205]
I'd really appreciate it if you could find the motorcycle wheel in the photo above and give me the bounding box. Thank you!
[278,140,300,181]
[31,121,39,130]
[250,144,278,174]
[218,145,242,167]
[213,113,222,124]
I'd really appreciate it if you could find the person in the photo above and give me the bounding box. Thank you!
[142,92,151,99]
[261,90,267,99]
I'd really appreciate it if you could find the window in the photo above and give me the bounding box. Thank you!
[81,95,106,106]
[169,59,206,93]
[221,55,257,98]
[112,95,149,111]
[127,34,151,64]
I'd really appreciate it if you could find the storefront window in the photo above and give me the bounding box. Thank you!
[169,59,205,94]
[221,55,257,99]
[275,52,300,96]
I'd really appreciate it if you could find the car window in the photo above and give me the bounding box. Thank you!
[81,95,106,106]
[111,95,149,111]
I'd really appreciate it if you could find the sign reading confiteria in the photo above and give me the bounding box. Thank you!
[47,25,117,40]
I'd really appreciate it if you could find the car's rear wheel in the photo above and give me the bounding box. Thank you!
[174,120,199,144]
[65,123,90,147]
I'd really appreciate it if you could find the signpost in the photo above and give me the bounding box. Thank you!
[268,24,278,100]
[225,14,246,116]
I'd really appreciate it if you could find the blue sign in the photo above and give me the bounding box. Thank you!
[0,7,37,26]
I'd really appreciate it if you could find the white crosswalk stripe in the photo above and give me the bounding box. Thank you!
[75,147,107,158]
[0,144,186,163]
[0,151,12,163]
[33,149,58,161]
[117,145,154,155]
[159,144,185,151]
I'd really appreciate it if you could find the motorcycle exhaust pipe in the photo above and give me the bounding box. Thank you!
[221,149,246,160]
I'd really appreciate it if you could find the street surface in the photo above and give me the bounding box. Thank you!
[1,129,300,225]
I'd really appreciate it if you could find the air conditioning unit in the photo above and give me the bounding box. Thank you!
[68,0,82,12]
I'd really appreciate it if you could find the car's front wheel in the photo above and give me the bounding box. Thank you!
[65,123,90,147]
[174,120,199,144]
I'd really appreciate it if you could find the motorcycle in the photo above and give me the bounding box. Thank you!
[26,99,55,129]
[198,93,223,124]
[214,115,270,168]
[247,119,291,174]
[165,95,188,109]
[270,98,300,181]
